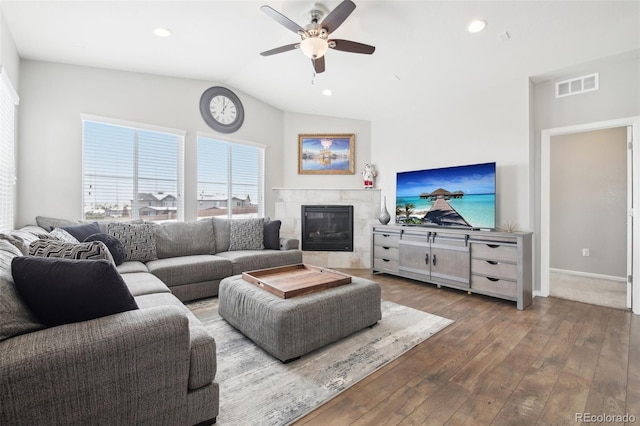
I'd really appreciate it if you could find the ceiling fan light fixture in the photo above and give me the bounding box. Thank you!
[153,28,172,38]
[300,37,329,59]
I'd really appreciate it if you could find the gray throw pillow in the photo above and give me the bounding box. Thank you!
[229,218,264,251]
[106,223,157,262]
[155,220,215,258]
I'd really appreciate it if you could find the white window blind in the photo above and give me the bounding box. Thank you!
[0,69,19,233]
[82,116,185,222]
[197,136,264,219]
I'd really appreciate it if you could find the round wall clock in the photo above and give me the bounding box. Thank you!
[199,86,245,133]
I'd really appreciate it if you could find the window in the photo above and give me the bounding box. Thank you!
[82,116,185,223]
[0,69,19,233]
[197,136,264,219]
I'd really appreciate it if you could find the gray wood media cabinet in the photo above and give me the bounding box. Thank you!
[371,225,533,309]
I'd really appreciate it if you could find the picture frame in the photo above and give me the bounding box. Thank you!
[298,133,355,175]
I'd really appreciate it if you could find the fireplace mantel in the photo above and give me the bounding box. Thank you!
[273,188,381,269]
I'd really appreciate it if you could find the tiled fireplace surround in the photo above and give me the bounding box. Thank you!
[273,188,382,269]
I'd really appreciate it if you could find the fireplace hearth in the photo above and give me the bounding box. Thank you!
[301,205,354,252]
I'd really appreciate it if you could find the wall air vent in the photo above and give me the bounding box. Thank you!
[555,73,599,98]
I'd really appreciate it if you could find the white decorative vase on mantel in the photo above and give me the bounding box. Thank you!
[378,196,391,224]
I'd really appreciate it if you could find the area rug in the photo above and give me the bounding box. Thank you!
[187,298,453,426]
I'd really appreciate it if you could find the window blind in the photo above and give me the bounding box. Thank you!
[82,117,184,222]
[197,136,264,219]
[0,69,19,233]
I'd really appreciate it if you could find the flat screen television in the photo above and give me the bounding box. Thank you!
[395,162,496,229]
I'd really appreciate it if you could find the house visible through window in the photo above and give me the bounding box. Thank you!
[82,116,185,223]
[197,136,264,219]
[0,69,19,233]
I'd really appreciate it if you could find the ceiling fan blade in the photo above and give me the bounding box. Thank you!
[329,39,375,55]
[313,56,326,74]
[260,43,299,56]
[260,5,305,35]
[321,0,356,34]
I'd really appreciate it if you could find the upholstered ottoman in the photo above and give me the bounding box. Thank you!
[218,274,382,362]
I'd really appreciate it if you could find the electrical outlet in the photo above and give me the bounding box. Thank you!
[582,248,590,257]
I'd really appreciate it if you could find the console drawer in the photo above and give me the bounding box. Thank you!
[471,243,517,262]
[471,275,517,299]
[471,259,517,280]
[373,257,399,273]
[374,245,399,261]
[374,233,400,248]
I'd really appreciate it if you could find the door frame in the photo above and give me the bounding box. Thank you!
[540,116,639,314]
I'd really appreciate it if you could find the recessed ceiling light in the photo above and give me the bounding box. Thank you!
[322,89,332,96]
[467,20,487,33]
[154,28,172,38]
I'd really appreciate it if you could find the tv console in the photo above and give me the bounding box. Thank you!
[371,224,533,310]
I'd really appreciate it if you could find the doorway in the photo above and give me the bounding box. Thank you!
[541,117,640,313]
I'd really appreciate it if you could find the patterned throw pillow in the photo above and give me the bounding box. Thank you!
[106,223,157,262]
[29,240,115,265]
[50,228,80,244]
[229,218,264,251]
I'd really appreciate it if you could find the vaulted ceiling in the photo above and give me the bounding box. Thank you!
[3,1,639,121]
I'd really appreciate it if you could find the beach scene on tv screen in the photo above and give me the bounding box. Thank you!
[396,162,496,229]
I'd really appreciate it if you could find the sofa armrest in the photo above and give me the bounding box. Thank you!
[1,306,192,425]
[279,237,299,250]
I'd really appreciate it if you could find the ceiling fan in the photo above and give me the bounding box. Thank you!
[260,0,375,74]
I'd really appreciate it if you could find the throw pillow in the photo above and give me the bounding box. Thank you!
[50,228,80,244]
[0,233,29,255]
[263,220,282,250]
[35,216,82,231]
[29,239,115,265]
[62,222,101,242]
[106,223,157,262]
[0,241,45,341]
[229,218,264,251]
[11,257,138,327]
[84,233,126,266]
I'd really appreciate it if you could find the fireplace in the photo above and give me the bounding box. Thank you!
[301,205,354,252]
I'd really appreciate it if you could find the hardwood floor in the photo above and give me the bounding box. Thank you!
[292,270,639,426]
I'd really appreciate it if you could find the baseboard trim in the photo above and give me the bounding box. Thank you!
[549,268,626,283]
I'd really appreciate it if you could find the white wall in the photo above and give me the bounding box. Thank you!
[371,74,532,231]
[0,9,19,89]
[16,60,287,226]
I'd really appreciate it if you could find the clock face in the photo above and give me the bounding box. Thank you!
[200,87,244,133]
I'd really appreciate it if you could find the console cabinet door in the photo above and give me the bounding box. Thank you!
[430,233,470,289]
[399,239,431,281]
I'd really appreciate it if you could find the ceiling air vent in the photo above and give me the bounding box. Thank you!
[555,73,599,98]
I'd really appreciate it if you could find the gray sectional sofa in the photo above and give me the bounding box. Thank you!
[0,216,302,425]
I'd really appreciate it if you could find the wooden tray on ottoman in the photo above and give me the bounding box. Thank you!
[242,264,352,299]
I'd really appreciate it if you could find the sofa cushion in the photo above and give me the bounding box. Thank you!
[120,272,171,297]
[135,292,217,390]
[62,222,101,242]
[155,220,215,259]
[211,217,230,253]
[11,257,139,327]
[29,239,115,265]
[106,222,157,262]
[263,220,281,250]
[228,218,264,251]
[84,233,126,266]
[146,255,233,288]
[0,240,44,342]
[116,260,149,274]
[215,249,303,275]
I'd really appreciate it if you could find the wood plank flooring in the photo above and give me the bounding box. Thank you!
[292,270,638,426]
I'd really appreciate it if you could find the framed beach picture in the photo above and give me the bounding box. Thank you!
[298,134,355,175]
